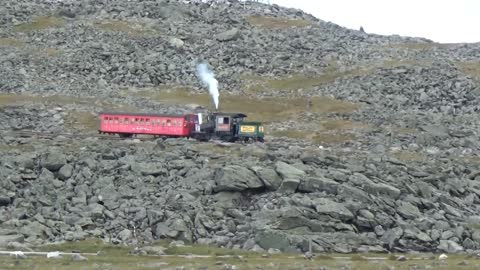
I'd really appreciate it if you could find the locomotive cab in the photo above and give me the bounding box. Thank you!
[212,113,246,142]
[191,112,264,142]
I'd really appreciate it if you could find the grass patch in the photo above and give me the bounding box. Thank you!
[380,58,432,68]
[246,15,310,29]
[0,38,25,48]
[241,70,367,94]
[94,19,158,37]
[124,87,360,124]
[272,130,358,145]
[0,93,134,110]
[457,61,480,80]
[165,244,254,256]
[122,86,362,144]
[466,223,480,231]
[391,151,425,162]
[0,93,98,107]
[387,42,438,50]
[40,238,127,255]
[65,112,99,131]
[13,16,65,32]
[0,239,478,270]
[391,126,418,135]
[0,93,136,132]
[43,47,61,57]
[0,143,35,152]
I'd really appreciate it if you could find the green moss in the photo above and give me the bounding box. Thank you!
[391,151,425,162]
[14,16,65,32]
[246,15,310,29]
[93,19,158,37]
[0,38,25,48]
[457,61,480,80]
[165,244,255,257]
[126,87,359,124]
[40,238,127,255]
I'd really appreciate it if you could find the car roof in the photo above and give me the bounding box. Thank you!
[99,111,190,118]
[212,112,247,118]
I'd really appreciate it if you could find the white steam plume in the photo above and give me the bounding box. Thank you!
[196,63,219,110]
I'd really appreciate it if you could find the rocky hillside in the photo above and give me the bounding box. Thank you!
[1,0,480,255]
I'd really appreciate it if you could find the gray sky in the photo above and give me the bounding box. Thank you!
[270,0,480,43]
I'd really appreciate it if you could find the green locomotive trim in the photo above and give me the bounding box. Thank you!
[237,122,264,138]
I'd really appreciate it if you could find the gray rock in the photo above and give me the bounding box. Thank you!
[0,235,24,247]
[216,28,240,42]
[214,165,264,192]
[278,178,300,194]
[72,254,88,261]
[381,227,403,249]
[313,198,354,221]
[275,161,306,180]
[169,37,184,49]
[58,164,73,180]
[255,230,292,252]
[40,151,67,171]
[252,167,282,190]
[437,240,464,253]
[0,195,11,206]
[298,176,339,194]
[397,202,421,219]
[134,163,167,177]
[118,229,132,242]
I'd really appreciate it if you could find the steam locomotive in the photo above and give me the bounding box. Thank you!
[98,111,264,143]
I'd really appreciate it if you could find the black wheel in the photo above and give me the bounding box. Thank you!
[256,137,264,143]
[220,136,234,142]
[119,133,133,138]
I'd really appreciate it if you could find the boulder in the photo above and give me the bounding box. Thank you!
[437,240,464,253]
[0,235,24,247]
[40,151,67,171]
[275,161,306,180]
[397,202,422,219]
[278,178,300,194]
[214,165,264,192]
[58,164,73,180]
[169,37,184,49]
[255,230,292,252]
[252,167,282,190]
[216,28,240,42]
[298,176,339,194]
[313,198,354,221]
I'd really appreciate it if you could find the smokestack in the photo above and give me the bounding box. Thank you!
[196,63,219,110]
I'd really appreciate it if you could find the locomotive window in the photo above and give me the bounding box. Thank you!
[114,117,119,124]
[104,117,108,122]
[166,120,171,126]
[119,118,123,124]
[218,117,229,124]
[146,119,150,125]
[124,118,129,124]
[177,120,181,126]
[157,119,161,126]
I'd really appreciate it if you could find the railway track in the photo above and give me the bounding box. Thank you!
[0,129,159,142]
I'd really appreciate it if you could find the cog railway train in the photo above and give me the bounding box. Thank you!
[98,111,265,143]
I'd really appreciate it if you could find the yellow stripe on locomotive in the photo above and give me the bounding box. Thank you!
[240,125,256,133]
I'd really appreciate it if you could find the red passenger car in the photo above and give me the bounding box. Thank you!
[98,112,199,138]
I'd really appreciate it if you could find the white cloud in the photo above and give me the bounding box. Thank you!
[270,0,480,43]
